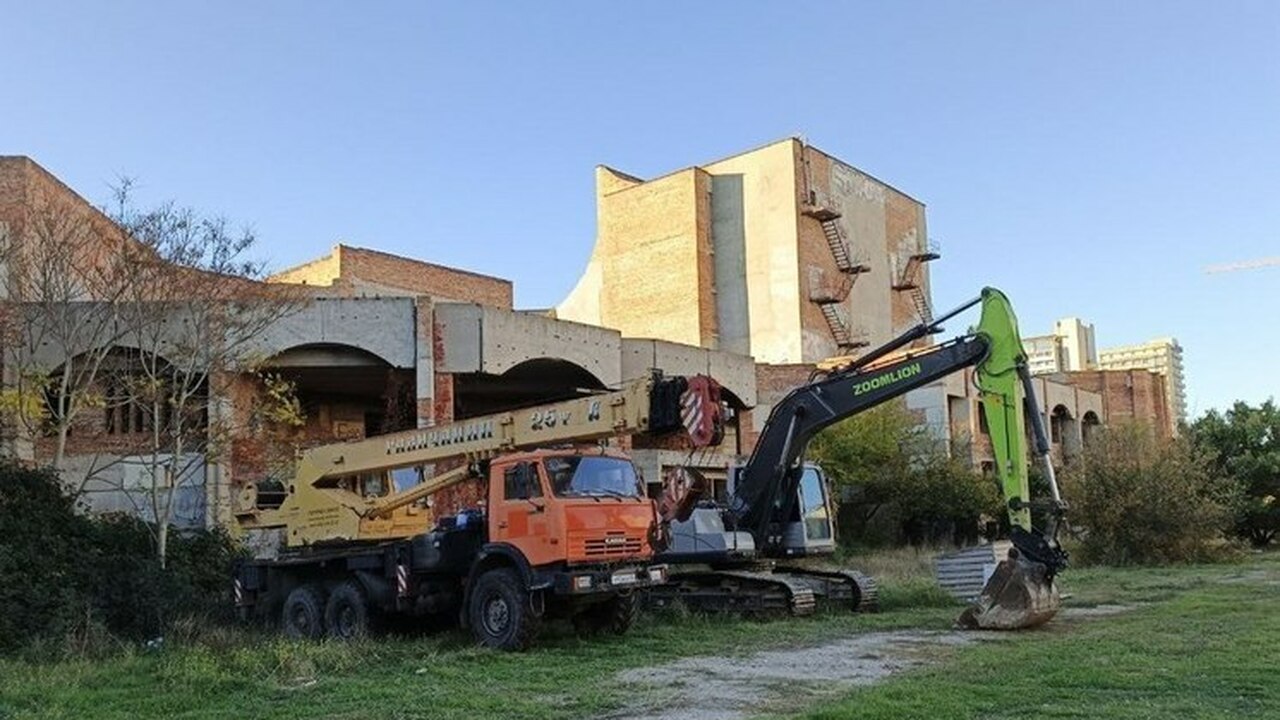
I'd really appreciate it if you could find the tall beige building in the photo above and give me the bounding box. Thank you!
[1098,338,1187,427]
[556,137,939,364]
[1025,317,1098,375]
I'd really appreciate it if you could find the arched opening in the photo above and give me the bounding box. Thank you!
[264,343,415,441]
[1049,404,1072,444]
[43,346,209,441]
[1082,410,1101,446]
[452,357,607,419]
[1051,404,1084,461]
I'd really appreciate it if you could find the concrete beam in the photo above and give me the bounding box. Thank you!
[434,303,623,386]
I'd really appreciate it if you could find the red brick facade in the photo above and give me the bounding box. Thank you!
[270,244,513,308]
[1056,369,1172,438]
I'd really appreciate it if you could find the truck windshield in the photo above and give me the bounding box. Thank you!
[545,456,642,498]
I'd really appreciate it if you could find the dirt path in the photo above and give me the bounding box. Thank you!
[610,630,988,720]
[610,605,1137,720]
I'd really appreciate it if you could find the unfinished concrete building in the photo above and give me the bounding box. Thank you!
[0,157,756,530]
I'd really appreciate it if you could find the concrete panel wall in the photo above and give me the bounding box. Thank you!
[246,297,417,368]
[710,174,750,356]
[703,140,802,364]
[436,303,623,385]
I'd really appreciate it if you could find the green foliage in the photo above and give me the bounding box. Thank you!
[809,402,1000,547]
[255,372,305,430]
[1062,424,1238,565]
[0,462,240,657]
[1191,399,1280,547]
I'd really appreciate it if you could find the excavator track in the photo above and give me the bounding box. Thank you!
[646,570,817,617]
[776,567,880,613]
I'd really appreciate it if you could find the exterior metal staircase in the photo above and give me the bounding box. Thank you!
[803,198,870,352]
[892,239,941,323]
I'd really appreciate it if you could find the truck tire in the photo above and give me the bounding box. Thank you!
[572,592,638,636]
[325,581,372,640]
[468,568,540,651]
[281,585,326,640]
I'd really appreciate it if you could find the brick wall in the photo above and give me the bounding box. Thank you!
[594,168,712,346]
[1057,369,1171,438]
[270,244,513,309]
[748,363,820,450]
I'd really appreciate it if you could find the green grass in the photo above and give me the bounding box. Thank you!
[802,553,1280,720]
[1,553,1277,720]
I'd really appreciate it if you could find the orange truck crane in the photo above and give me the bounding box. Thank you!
[232,372,722,650]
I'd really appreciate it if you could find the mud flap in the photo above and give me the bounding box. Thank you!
[956,548,1061,630]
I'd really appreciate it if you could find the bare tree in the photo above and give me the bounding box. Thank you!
[104,186,305,566]
[0,191,138,478]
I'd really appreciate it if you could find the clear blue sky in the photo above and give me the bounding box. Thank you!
[4,1,1277,414]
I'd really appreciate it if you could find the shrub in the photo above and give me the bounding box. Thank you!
[0,461,240,656]
[1061,424,1238,566]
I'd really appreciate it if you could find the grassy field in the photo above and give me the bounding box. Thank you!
[803,555,1280,719]
[1,551,1276,720]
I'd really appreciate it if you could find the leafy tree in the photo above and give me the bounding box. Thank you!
[1191,400,1280,547]
[809,401,1000,546]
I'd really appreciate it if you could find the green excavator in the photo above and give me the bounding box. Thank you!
[654,287,1069,629]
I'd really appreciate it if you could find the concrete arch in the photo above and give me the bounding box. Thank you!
[261,341,415,438]
[452,356,608,419]
[266,342,393,369]
[246,297,417,369]
[435,303,623,387]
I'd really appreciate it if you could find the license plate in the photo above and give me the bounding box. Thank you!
[611,571,638,585]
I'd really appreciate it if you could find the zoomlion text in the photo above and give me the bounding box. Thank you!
[852,362,923,396]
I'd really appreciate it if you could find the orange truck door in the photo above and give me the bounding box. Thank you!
[492,462,561,566]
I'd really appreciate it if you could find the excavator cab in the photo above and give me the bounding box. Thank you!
[729,463,837,558]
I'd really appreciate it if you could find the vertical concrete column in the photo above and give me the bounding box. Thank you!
[206,371,237,529]
[414,296,435,428]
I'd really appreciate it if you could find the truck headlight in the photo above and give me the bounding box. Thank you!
[573,575,593,591]
[648,567,666,583]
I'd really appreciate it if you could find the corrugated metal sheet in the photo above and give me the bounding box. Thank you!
[934,541,1011,602]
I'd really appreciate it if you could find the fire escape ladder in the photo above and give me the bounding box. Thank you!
[909,285,933,324]
[803,201,870,303]
[816,302,869,353]
[891,239,941,322]
[804,199,872,351]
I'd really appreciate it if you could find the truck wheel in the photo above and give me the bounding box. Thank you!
[468,568,540,651]
[573,592,639,636]
[281,585,326,640]
[325,581,372,640]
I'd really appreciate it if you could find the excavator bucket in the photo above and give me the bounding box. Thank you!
[956,548,1061,630]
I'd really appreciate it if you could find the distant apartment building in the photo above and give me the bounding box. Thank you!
[1024,317,1097,375]
[1025,315,1185,434]
[1098,338,1187,428]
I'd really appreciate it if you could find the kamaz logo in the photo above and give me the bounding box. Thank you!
[852,362,922,396]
